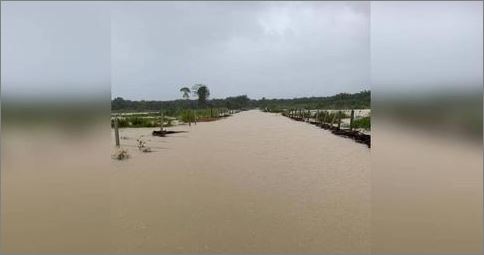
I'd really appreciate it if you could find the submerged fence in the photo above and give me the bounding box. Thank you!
[282,109,371,147]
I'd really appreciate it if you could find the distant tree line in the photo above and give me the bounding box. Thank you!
[112,90,370,113]
[257,90,370,112]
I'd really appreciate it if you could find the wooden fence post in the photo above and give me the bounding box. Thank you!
[114,117,120,147]
[349,109,355,131]
[160,111,164,131]
[337,111,342,129]
[330,112,336,128]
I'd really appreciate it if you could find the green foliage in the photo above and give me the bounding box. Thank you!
[261,91,370,112]
[112,107,231,128]
[352,116,371,130]
[112,117,157,128]
[180,87,191,99]
[112,91,370,113]
[312,111,348,122]
[112,116,173,128]
[180,110,196,123]
[192,84,210,106]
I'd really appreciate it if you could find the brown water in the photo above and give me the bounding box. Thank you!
[2,110,370,253]
[372,124,482,253]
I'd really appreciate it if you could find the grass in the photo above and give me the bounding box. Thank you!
[313,111,349,122]
[351,116,371,130]
[112,107,231,128]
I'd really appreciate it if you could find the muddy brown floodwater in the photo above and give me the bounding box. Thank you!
[2,110,370,253]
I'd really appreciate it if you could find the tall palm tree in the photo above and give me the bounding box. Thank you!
[192,84,210,107]
[180,87,190,100]
[180,87,192,126]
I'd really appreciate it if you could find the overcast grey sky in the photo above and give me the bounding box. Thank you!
[111,1,370,100]
[2,1,481,101]
[371,1,483,94]
[1,2,110,100]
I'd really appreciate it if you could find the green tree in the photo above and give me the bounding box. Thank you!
[180,87,192,126]
[180,87,191,100]
[192,84,210,107]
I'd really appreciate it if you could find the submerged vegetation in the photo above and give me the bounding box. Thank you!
[111,86,370,129]
[351,116,371,130]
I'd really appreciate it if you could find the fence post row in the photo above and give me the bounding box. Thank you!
[286,108,360,132]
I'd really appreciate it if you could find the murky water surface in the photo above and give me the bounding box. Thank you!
[2,110,370,253]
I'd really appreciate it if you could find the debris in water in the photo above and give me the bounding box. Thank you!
[112,147,129,160]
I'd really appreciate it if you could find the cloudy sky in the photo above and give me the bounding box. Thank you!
[111,1,370,100]
[1,2,111,100]
[371,1,483,94]
[2,1,481,101]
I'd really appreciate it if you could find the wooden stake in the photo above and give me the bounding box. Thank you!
[160,111,164,131]
[337,111,341,129]
[188,110,191,127]
[330,112,336,128]
[350,109,355,131]
[114,117,120,147]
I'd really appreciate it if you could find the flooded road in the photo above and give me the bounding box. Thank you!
[110,110,371,253]
[2,110,370,253]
